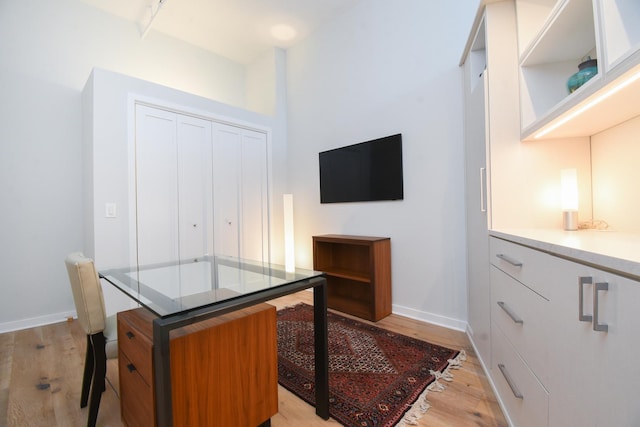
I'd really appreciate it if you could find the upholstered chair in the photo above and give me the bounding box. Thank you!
[65,253,118,427]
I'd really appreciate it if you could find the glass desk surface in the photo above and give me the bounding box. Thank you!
[99,255,324,318]
[99,255,330,426]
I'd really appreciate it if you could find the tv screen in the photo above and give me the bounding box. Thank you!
[319,134,404,203]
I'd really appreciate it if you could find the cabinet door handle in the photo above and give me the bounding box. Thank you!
[480,167,487,213]
[497,301,523,324]
[126,331,135,339]
[578,276,593,322]
[593,282,609,333]
[126,363,137,373]
[498,363,523,399]
[496,253,523,267]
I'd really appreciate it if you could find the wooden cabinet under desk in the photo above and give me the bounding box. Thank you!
[117,303,278,427]
[312,235,391,321]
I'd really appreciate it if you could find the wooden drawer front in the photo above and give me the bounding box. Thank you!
[119,352,155,427]
[491,266,549,387]
[117,312,153,384]
[490,237,551,299]
[492,327,549,427]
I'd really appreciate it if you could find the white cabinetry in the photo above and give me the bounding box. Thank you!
[547,252,640,427]
[134,104,269,268]
[463,26,491,363]
[212,123,269,262]
[489,238,550,427]
[489,235,640,427]
[135,105,214,265]
[516,0,640,140]
[462,0,520,369]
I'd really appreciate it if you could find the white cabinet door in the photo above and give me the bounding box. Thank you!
[212,123,269,263]
[592,270,640,426]
[135,105,214,266]
[549,256,640,427]
[176,114,214,261]
[212,124,241,258]
[135,106,270,275]
[465,72,491,364]
[135,105,179,266]
[239,129,269,263]
[547,254,600,427]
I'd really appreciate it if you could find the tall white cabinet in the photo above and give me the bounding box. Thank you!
[462,0,520,369]
[463,66,490,362]
[134,104,269,268]
[462,0,640,426]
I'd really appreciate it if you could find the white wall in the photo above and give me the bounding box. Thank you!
[592,115,640,232]
[0,0,270,331]
[286,0,477,329]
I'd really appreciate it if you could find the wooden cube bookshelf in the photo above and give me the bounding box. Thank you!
[312,235,392,321]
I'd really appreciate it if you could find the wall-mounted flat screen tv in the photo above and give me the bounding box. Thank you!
[319,133,404,203]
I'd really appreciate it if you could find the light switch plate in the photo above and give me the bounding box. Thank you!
[105,203,117,218]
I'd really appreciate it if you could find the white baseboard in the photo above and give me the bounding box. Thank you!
[391,303,467,332]
[0,310,76,334]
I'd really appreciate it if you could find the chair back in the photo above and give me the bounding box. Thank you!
[65,253,107,335]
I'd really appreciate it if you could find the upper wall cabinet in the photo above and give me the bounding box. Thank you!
[599,0,640,72]
[517,0,640,140]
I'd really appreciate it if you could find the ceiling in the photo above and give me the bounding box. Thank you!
[79,0,361,64]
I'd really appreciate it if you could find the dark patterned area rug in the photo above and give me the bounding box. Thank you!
[277,303,465,427]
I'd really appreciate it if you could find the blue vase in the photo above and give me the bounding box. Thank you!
[567,57,598,93]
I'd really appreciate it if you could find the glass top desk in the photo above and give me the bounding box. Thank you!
[100,255,329,427]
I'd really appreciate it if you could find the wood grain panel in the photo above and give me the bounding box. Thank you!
[170,303,278,427]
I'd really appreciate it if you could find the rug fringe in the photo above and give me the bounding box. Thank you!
[396,350,467,426]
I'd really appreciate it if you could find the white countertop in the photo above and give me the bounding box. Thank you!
[490,228,640,279]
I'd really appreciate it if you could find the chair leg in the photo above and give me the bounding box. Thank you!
[87,332,106,427]
[80,334,94,408]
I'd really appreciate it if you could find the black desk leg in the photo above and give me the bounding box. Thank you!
[313,280,330,420]
[153,319,174,427]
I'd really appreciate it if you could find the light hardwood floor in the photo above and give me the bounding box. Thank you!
[0,291,508,427]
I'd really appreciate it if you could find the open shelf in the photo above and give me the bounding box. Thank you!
[519,0,598,132]
[313,235,391,322]
[469,16,487,93]
[517,0,640,140]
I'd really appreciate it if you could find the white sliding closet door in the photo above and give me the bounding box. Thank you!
[135,105,213,264]
[176,114,214,261]
[135,104,270,295]
[212,124,241,258]
[240,129,269,263]
[135,105,179,266]
[212,123,269,263]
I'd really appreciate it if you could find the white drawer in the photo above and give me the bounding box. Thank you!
[491,265,549,387]
[490,237,551,299]
[492,326,549,427]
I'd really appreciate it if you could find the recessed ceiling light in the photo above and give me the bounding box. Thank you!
[270,24,297,41]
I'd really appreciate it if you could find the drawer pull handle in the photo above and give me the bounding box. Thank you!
[593,282,609,333]
[497,301,523,324]
[496,253,522,267]
[578,276,593,322]
[126,331,135,339]
[498,363,523,399]
[126,363,137,373]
